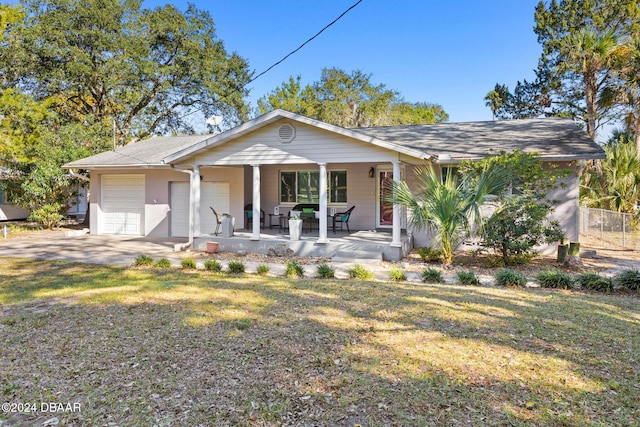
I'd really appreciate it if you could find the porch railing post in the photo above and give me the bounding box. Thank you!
[251,164,261,241]
[317,162,328,244]
[391,160,402,247]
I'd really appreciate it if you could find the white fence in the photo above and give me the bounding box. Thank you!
[579,207,640,250]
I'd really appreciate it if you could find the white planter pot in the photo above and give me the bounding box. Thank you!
[289,219,303,241]
[221,216,235,237]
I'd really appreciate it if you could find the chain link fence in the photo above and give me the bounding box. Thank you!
[579,207,640,250]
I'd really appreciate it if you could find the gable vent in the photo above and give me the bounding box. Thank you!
[278,123,296,143]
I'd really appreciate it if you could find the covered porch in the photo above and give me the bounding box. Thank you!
[193,228,413,262]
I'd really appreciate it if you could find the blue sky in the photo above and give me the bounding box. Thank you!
[146,0,543,123]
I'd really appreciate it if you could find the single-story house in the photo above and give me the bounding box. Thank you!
[0,167,88,221]
[0,168,28,221]
[63,109,605,260]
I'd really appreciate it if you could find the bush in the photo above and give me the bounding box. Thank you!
[28,204,64,230]
[133,254,154,267]
[574,272,613,292]
[417,247,443,263]
[348,263,374,280]
[256,264,270,276]
[422,268,443,283]
[613,269,640,292]
[204,259,222,272]
[388,268,406,281]
[227,260,245,274]
[181,258,196,269]
[154,258,172,268]
[316,263,335,279]
[285,260,304,278]
[495,268,527,287]
[536,269,573,289]
[456,270,479,286]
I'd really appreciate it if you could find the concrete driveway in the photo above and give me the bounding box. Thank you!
[0,233,186,266]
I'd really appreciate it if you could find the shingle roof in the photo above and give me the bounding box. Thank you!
[356,117,604,161]
[64,134,215,168]
[64,113,604,168]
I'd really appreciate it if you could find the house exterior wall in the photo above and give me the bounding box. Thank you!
[0,204,29,221]
[88,167,244,237]
[256,162,383,231]
[405,161,580,252]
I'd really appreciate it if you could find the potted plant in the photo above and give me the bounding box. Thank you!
[288,215,303,241]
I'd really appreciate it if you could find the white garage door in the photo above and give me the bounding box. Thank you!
[171,182,230,237]
[101,175,145,235]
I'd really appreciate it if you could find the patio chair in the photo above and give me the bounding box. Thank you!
[244,204,265,230]
[332,206,355,233]
[210,207,223,236]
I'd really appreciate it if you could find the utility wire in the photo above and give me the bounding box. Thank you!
[248,0,363,84]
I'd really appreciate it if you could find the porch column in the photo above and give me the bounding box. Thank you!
[391,160,402,247]
[317,162,328,243]
[251,164,261,241]
[192,164,201,237]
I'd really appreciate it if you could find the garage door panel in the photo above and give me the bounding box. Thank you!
[101,175,145,235]
[171,182,229,237]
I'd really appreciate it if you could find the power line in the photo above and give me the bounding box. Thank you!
[248,0,363,84]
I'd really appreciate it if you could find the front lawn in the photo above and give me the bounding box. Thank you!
[1,258,638,426]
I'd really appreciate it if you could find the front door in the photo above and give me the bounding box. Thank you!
[377,169,394,228]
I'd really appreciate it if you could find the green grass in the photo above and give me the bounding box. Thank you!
[284,260,304,278]
[421,267,443,283]
[456,270,480,285]
[316,263,335,279]
[203,259,222,272]
[347,263,374,280]
[1,257,639,426]
[495,268,528,287]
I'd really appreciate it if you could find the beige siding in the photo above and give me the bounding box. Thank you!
[194,120,400,165]
[89,166,244,237]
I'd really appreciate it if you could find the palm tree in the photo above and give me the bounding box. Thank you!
[389,164,510,265]
[562,29,622,140]
[484,84,509,120]
[581,136,640,213]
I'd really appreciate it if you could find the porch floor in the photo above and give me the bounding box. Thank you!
[192,228,413,262]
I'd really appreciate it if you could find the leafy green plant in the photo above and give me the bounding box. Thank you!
[417,247,443,262]
[536,269,573,289]
[348,263,374,280]
[181,258,196,269]
[204,259,222,272]
[227,260,245,274]
[27,203,64,230]
[388,267,406,281]
[256,264,270,276]
[316,263,335,279]
[133,254,154,267]
[456,270,480,286]
[422,267,443,283]
[574,272,613,292]
[613,269,640,292]
[285,260,304,278]
[154,258,172,268]
[494,268,527,287]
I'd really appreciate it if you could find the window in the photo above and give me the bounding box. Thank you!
[0,188,5,205]
[440,166,459,184]
[279,170,347,204]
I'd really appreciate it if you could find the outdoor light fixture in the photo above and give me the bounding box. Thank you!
[369,167,375,178]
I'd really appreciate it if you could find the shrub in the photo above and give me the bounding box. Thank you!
[495,268,527,287]
[613,269,640,292]
[133,254,154,267]
[422,268,443,283]
[27,203,64,230]
[536,269,573,289]
[574,272,613,292]
[181,258,196,269]
[316,263,335,279]
[227,260,245,274]
[348,263,374,280]
[417,247,443,263]
[154,258,172,268]
[456,270,479,286]
[285,260,304,278]
[204,259,222,272]
[388,267,407,281]
[256,264,270,276]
